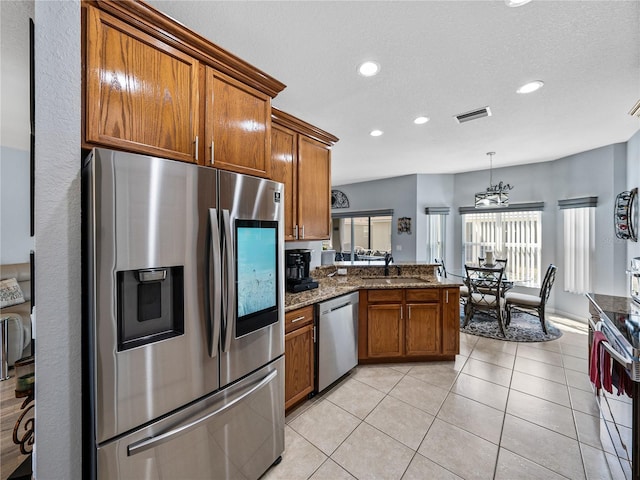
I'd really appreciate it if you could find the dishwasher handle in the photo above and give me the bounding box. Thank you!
[330,302,352,313]
[319,293,359,316]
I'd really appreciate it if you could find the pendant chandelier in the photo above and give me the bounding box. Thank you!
[475,152,514,208]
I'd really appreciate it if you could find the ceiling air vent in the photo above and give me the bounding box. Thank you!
[455,106,492,124]
[629,99,640,118]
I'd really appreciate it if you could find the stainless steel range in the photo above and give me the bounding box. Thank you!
[587,293,640,480]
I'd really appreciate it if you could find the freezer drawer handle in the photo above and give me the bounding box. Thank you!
[127,369,278,457]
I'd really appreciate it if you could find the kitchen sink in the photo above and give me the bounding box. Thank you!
[361,277,429,285]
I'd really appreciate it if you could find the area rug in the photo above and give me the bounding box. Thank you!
[460,309,562,342]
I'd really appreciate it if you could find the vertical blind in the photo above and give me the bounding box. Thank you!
[426,214,446,263]
[462,210,542,285]
[562,207,595,294]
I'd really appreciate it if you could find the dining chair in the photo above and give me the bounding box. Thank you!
[463,265,506,336]
[504,264,557,334]
[434,258,447,278]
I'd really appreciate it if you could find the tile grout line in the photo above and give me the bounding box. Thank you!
[489,339,518,479]
[396,352,472,480]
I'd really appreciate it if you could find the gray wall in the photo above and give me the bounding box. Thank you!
[34,1,82,478]
[337,143,631,320]
[332,175,418,262]
[453,144,628,319]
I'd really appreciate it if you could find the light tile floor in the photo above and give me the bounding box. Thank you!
[262,317,626,480]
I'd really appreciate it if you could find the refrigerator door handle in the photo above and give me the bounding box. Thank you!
[208,209,222,358]
[126,370,278,457]
[222,209,235,352]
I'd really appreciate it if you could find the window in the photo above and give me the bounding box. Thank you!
[424,207,449,263]
[559,197,597,294]
[330,210,393,262]
[462,209,542,286]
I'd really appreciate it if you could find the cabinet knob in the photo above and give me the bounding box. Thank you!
[194,136,199,161]
[210,140,215,165]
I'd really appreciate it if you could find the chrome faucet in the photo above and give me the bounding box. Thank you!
[384,252,394,276]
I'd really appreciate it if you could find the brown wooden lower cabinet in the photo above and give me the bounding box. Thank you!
[284,305,315,411]
[359,287,460,362]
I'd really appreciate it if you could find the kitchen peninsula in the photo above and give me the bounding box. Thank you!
[285,263,462,361]
[283,263,462,410]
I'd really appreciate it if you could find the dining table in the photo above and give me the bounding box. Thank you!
[446,267,516,295]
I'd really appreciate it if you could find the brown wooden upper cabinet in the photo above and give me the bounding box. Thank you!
[271,108,338,241]
[83,1,285,173]
[204,68,272,177]
[85,6,200,163]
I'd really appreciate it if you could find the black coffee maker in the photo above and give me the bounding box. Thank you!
[285,249,318,293]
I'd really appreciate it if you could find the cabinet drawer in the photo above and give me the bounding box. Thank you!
[285,305,314,333]
[405,289,440,302]
[367,289,403,303]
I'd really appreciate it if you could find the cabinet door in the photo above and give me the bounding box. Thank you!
[205,68,271,177]
[297,135,331,240]
[284,323,314,410]
[367,304,403,358]
[406,303,441,356]
[85,7,199,163]
[271,124,297,241]
[441,288,460,355]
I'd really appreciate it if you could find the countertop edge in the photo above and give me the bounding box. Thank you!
[285,276,462,312]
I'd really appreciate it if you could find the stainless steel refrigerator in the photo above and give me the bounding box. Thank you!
[82,148,285,479]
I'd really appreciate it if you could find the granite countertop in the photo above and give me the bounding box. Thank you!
[285,264,463,312]
[587,292,638,315]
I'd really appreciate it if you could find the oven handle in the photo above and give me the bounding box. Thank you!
[589,317,634,370]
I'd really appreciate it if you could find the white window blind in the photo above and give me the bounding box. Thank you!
[426,214,446,263]
[563,207,594,294]
[462,210,542,286]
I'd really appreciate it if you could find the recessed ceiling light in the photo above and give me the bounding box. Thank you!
[517,80,544,94]
[505,0,532,7]
[414,116,430,125]
[369,129,383,137]
[358,61,380,77]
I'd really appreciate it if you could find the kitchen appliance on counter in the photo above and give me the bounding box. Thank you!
[286,249,318,293]
[82,148,284,479]
[587,293,640,480]
[317,292,358,392]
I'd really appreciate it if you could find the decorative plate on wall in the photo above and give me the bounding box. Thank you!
[615,188,638,242]
[331,190,350,209]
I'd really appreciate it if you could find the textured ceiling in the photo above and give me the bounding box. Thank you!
[149,0,640,185]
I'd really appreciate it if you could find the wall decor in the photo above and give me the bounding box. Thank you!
[615,188,638,242]
[331,190,349,209]
[398,217,412,234]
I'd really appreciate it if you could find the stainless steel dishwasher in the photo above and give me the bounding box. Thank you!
[317,292,359,392]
